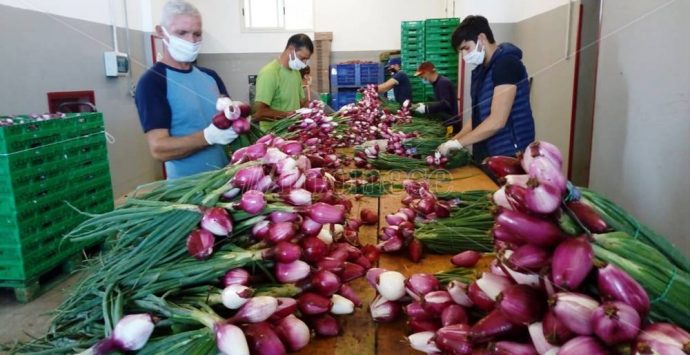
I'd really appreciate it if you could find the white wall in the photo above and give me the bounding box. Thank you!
[590,0,690,255]
[0,0,147,31]
[454,0,569,23]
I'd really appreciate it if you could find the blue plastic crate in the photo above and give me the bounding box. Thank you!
[330,90,358,110]
[330,63,383,89]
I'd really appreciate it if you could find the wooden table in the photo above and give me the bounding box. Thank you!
[298,165,497,355]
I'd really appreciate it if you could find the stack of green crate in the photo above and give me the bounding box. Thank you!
[424,18,461,99]
[400,21,427,102]
[0,112,113,293]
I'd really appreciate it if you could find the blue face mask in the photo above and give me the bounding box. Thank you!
[421,79,429,85]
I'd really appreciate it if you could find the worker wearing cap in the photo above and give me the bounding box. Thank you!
[438,15,535,163]
[376,57,412,105]
[413,62,458,121]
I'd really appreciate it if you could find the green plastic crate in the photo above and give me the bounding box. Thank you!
[402,21,425,30]
[424,18,460,28]
[0,113,104,155]
[425,26,457,36]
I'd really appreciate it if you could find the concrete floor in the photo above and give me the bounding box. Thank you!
[0,272,82,347]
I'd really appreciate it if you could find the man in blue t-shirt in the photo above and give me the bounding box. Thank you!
[135,0,238,179]
[377,57,412,105]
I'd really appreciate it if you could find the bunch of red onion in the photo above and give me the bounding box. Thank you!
[213,96,252,133]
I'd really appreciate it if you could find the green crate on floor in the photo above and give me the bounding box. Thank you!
[401,41,425,51]
[425,26,457,36]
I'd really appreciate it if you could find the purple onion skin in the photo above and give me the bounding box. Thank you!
[312,314,340,337]
[591,301,641,345]
[311,270,341,296]
[434,324,473,355]
[338,284,362,307]
[634,339,688,355]
[490,341,538,355]
[496,209,563,247]
[468,281,496,312]
[451,250,482,267]
[242,322,287,355]
[558,336,609,355]
[597,263,650,316]
[551,236,593,291]
[542,309,576,345]
[297,292,332,315]
[508,244,551,272]
[497,284,546,325]
[550,292,599,336]
[470,309,525,344]
[405,273,441,300]
[441,304,468,327]
[408,318,441,333]
[404,301,435,321]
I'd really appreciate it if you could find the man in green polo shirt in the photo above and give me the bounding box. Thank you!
[253,34,314,131]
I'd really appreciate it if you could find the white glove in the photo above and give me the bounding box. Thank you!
[438,139,463,156]
[415,103,426,114]
[203,124,238,145]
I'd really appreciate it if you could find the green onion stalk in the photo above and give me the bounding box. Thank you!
[434,267,479,284]
[580,188,690,273]
[391,117,447,138]
[592,232,690,329]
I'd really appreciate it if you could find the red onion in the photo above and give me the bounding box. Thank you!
[243,142,268,160]
[232,166,265,189]
[405,273,441,300]
[376,271,407,301]
[269,211,299,223]
[497,256,541,288]
[263,147,288,164]
[330,294,355,315]
[414,197,437,216]
[275,260,310,283]
[223,268,250,287]
[508,244,551,272]
[270,297,298,321]
[311,270,341,296]
[451,250,482,267]
[504,184,531,213]
[550,292,599,335]
[312,314,340,337]
[267,222,297,244]
[523,179,563,215]
[408,319,441,333]
[493,186,513,210]
[300,217,322,237]
[503,174,530,187]
[591,301,640,345]
[385,212,407,226]
[341,262,366,282]
[231,296,278,323]
[408,331,441,354]
[528,322,558,355]
[242,322,286,355]
[353,255,371,269]
[526,156,566,193]
[93,313,155,353]
[221,284,253,309]
[434,324,473,354]
[521,141,563,171]
[252,220,270,240]
[635,323,690,354]
[281,188,312,206]
[271,241,301,263]
[468,281,495,311]
[399,207,416,220]
[408,238,423,262]
[496,209,563,247]
[380,225,400,241]
[484,156,524,178]
[186,229,215,260]
[634,340,687,355]
[476,272,513,301]
[201,207,233,236]
[256,134,274,145]
[212,112,232,129]
[447,281,473,308]
[566,201,608,233]
[421,290,454,315]
[338,285,362,307]
[492,223,523,245]
[404,301,435,320]
[232,117,250,133]
[490,341,538,355]
[309,202,345,224]
[377,235,403,252]
[360,208,378,225]
[597,263,649,317]
[551,236,593,290]
[470,309,524,344]
[497,284,545,325]
[370,294,401,322]
[301,236,328,263]
[297,292,332,315]
[366,268,386,288]
[280,140,303,156]
[239,190,266,215]
[274,315,310,352]
[558,336,607,355]
[441,304,468,327]
[214,323,249,355]
[276,169,301,188]
[316,257,343,274]
[542,309,576,345]
[305,176,331,193]
[231,147,248,164]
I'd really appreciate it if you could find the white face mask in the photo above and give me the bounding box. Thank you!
[463,39,485,66]
[162,26,202,63]
[288,50,307,71]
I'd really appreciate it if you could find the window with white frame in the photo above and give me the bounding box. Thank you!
[242,0,314,32]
